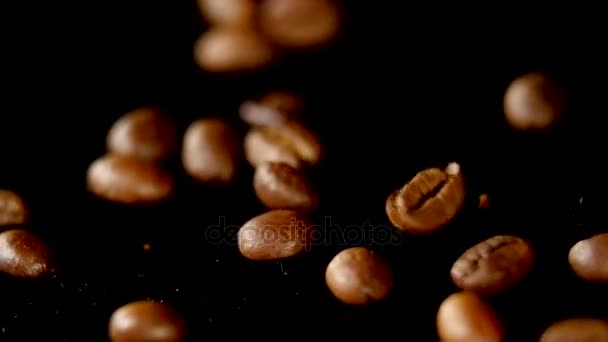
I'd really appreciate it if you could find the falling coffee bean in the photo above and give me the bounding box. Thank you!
[253,161,319,212]
[325,247,393,305]
[197,0,256,27]
[239,91,303,127]
[0,229,55,279]
[109,300,186,342]
[479,193,490,209]
[539,318,608,342]
[238,209,315,260]
[568,233,608,282]
[0,190,28,227]
[451,235,534,296]
[385,162,465,233]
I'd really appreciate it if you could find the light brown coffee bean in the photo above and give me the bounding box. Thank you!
[182,118,241,185]
[325,247,393,305]
[385,162,465,233]
[107,107,176,162]
[197,0,256,27]
[451,235,534,296]
[437,291,503,342]
[238,209,314,260]
[568,233,608,282]
[0,190,28,227]
[539,318,608,342]
[239,91,303,127]
[0,229,55,279]
[504,72,566,131]
[254,161,318,212]
[109,300,186,342]
[87,154,174,204]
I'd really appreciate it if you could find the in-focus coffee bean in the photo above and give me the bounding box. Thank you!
[253,161,318,212]
[539,318,608,342]
[325,247,393,305]
[87,154,174,204]
[109,300,186,342]
[107,107,177,162]
[568,233,608,282]
[451,235,534,296]
[503,72,566,131]
[385,162,465,233]
[238,209,314,260]
[239,91,303,127]
[197,0,256,27]
[182,118,241,185]
[0,190,28,227]
[436,291,503,342]
[0,229,55,279]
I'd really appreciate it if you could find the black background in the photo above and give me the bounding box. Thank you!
[2,2,608,341]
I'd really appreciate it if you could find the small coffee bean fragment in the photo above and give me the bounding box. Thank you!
[385,162,465,233]
[451,235,534,296]
[0,190,28,227]
[253,161,318,212]
[0,229,55,279]
[197,0,256,27]
[568,233,608,282]
[539,318,608,342]
[239,91,303,127]
[109,300,186,342]
[325,247,393,305]
[87,154,174,204]
[478,194,490,209]
[437,291,503,342]
[238,209,314,260]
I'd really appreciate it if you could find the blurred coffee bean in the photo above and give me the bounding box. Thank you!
[253,161,318,212]
[436,291,503,342]
[386,163,465,233]
[539,318,608,342]
[451,235,534,296]
[239,91,303,127]
[568,233,608,282]
[107,107,177,162]
[182,118,241,185]
[479,193,490,209]
[0,190,28,227]
[87,154,174,204]
[109,300,186,342]
[0,229,55,279]
[325,247,393,305]
[237,209,314,260]
[197,0,256,27]
[503,72,566,131]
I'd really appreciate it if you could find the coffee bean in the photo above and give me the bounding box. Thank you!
[109,300,186,342]
[0,190,28,227]
[385,162,466,233]
[325,247,393,305]
[568,233,608,282]
[451,235,534,296]
[539,318,608,342]
[237,209,314,260]
[0,229,55,279]
[479,193,490,209]
[503,72,566,131]
[436,291,503,342]
[197,0,256,27]
[87,154,174,204]
[253,161,318,212]
[182,118,241,185]
[244,121,322,169]
[239,91,303,127]
[107,107,177,162]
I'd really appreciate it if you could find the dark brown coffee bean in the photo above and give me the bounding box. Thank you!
[253,162,318,212]
[244,121,322,169]
[385,162,465,233]
[238,209,314,260]
[539,318,608,342]
[437,291,503,342]
[107,107,177,162]
[182,118,241,185]
[239,91,303,127]
[504,72,566,131]
[451,235,534,296]
[197,0,256,27]
[568,233,608,282]
[109,300,186,342]
[0,229,55,279]
[0,190,28,227]
[87,154,174,204]
[325,247,393,305]
[478,193,490,209]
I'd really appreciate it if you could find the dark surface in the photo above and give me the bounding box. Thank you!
[2,2,608,341]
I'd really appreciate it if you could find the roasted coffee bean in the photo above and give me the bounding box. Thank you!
[568,233,608,282]
[0,229,55,279]
[182,118,241,185]
[107,107,176,162]
[238,209,314,260]
[437,291,503,342]
[244,121,322,169]
[451,235,534,296]
[385,162,465,233]
[479,194,490,209]
[325,247,393,305]
[239,91,303,127]
[197,0,256,27]
[109,300,186,342]
[503,72,566,131]
[259,0,341,49]
[0,190,28,227]
[253,161,318,212]
[87,154,174,204]
[194,27,275,73]
[539,318,608,342]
